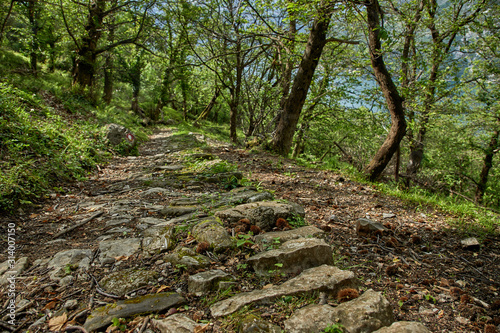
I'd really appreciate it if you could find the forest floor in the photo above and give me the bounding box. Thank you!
[1,127,499,333]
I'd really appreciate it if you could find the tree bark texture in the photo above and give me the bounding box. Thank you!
[475,118,499,204]
[271,2,333,156]
[364,0,407,181]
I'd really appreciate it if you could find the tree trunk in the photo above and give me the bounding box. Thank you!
[475,119,499,204]
[103,53,113,104]
[27,0,38,75]
[271,1,333,156]
[0,0,15,44]
[194,88,220,126]
[229,41,243,144]
[363,0,407,181]
[73,0,104,88]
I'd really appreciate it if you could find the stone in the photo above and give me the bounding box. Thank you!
[105,227,133,235]
[163,133,204,152]
[64,299,78,310]
[84,293,185,332]
[284,289,394,333]
[99,238,141,263]
[100,268,158,296]
[161,206,199,217]
[217,187,274,206]
[210,265,357,318]
[382,213,396,219]
[461,237,480,251]
[105,218,133,227]
[156,165,184,171]
[0,257,29,285]
[355,218,388,235]
[255,226,325,250]
[164,247,210,269]
[239,315,282,333]
[247,238,334,276]
[105,123,137,150]
[215,201,305,231]
[59,275,74,286]
[151,314,199,333]
[142,224,176,255]
[47,250,92,281]
[138,217,169,226]
[192,218,233,251]
[373,321,431,333]
[188,270,232,296]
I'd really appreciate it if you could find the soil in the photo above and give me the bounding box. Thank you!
[0,128,499,333]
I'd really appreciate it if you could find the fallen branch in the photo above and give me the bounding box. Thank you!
[53,211,104,239]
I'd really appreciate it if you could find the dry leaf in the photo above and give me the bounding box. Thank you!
[114,255,130,261]
[157,285,170,293]
[194,324,209,333]
[42,300,57,311]
[48,312,67,332]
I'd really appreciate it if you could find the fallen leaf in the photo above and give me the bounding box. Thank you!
[48,313,67,331]
[194,324,210,333]
[41,300,57,311]
[157,285,171,293]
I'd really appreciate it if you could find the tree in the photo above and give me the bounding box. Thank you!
[362,0,407,180]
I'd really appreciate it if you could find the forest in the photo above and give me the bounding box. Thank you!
[0,0,499,213]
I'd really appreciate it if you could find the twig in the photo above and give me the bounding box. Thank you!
[11,318,30,333]
[458,256,491,281]
[0,321,14,332]
[87,272,122,299]
[138,317,150,333]
[65,326,89,333]
[53,211,104,238]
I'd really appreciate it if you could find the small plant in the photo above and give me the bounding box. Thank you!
[288,214,307,228]
[236,263,248,270]
[174,264,187,273]
[323,323,345,333]
[111,318,127,331]
[236,232,254,247]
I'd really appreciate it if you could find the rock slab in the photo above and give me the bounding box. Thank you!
[247,237,334,276]
[84,292,185,332]
[373,321,431,333]
[210,265,357,318]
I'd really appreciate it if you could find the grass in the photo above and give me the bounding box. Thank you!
[376,182,500,236]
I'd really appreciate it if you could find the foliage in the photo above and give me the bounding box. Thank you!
[323,323,345,333]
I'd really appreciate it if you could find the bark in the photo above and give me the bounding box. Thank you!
[363,0,407,181]
[475,119,499,204]
[27,0,38,75]
[194,88,221,126]
[102,3,116,105]
[228,40,242,143]
[0,0,15,43]
[271,1,333,156]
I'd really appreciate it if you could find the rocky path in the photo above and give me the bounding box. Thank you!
[0,128,499,333]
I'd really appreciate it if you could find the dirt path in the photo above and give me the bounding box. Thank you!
[0,128,499,332]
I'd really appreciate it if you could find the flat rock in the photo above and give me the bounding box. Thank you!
[164,247,210,269]
[99,238,141,262]
[142,224,175,255]
[0,257,29,285]
[247,238,334,276]
[215,201,305,231]
[192,218,233,251]
[210,265,357,318]
[188,270,232,296]
[100,268,158,296]
[255,226,325,250]
[284,289,394,333]
[84,292,185,332]
[356,218,388,235]
[217,187,274,206]
[161,206,199,217]
[151,314,199,333]
[47,249,92,281]
[461,237,480,251]
[373,321,431,333]
[138,217,170,225]
[105,218,133,227]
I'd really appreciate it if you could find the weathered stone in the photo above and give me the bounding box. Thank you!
[215,201,305,231]
[461,237,480,251]
[216,187,273,206]
[64,299,78,310]
[284,289,394,333]
[47,250,92,281]
[105,226,133,235]
[105,218,133,227]
[99,238,141,263]
[188,270,232,296]
[59,275,74,286]
[163,133,204,152]
[164,247,210,269]
[247,238,334,276]
[156,165,184,171]
[382,213,396,219]
[142,224,176,255]
[161,206,199,217]
[239,315,282,333]
[105,123,136,150]
[372,321,431,333]
[0,257,29,285]
[355,218,388,235]
[84,293,185,332]
[100,268,158,296]
[140,187,173,196]
[210,265,357,318]
[138,217,169,226]
[151,314,199,333]
[255,226,325,250]
[192,218,233,251]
